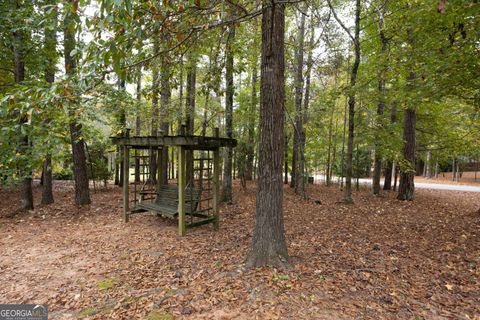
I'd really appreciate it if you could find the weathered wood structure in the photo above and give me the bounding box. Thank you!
[111,127,236,236]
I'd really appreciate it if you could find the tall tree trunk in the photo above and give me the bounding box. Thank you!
[343,0,361,203]
[150,41,160,183]
[185,57,196,187]
[114,146,120,185]
[65,0,90,205]
[222,24,235,203]
[178,56,184,133]
[330,119,339,181]
[326,104,334,186]
[397,102,416,200]
[41,154,54,205]
[134,68,142,183]
[284,134,289,184]
[329,0,361,202]
[293,8,306,196]
[246,1,289,268]
[186,61,196,135]
[13,0,33,210]
[118,78,126,188]
[372,7,388,195]
[290,134,297,187]
[425,150,431,178]
[383,161,393,190]
[246,65,258,181]
[299,14,314,196]
[160,52,170,185]
[41,0,57,205]
[393,162,398,191]
[340,97,347,189]
[383,102,397,190]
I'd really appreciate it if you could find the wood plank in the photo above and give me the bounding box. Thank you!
[186,217,216,228]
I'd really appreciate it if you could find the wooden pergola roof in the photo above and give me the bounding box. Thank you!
[111,134,237,150]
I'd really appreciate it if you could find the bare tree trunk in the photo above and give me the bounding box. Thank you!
[246,1,289,268]
[347,0,361,202]
[425,150,431,178]
[293,8,306,196]
[284,134,289,184]
[41,154,54,205]
[160,52,170,185]
[340,97,347,189]
[185,57,196,187]
[65,0,90,205]
[330,0,361,203]
[326,104,334,186]
[12,0,33,210]
[384,102,397,190]
[300,16,314,195]
[134,68,142,183]
[290,137,297,188]
[372,7,388,195]
[397,105,416,201]
[397,23,417,201]
[475,160,478,181]
[150,40,160,183]
[222,24,235,203]
[118,79,126,188]
[456,159,461,181]
[452,157,456,181]
[114,147,120,185]
[178,56,184,132]
[41,0,57,205]
[330,119,339,181]
[246,65,257,181]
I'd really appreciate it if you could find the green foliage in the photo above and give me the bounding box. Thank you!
[87,141,112,183]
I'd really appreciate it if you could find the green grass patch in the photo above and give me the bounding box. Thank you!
[79,307,97,317]
[147,310,174,320]
[97,277,117,291]
[272,274,290,282]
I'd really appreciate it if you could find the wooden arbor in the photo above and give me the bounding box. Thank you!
[111,128,236,236]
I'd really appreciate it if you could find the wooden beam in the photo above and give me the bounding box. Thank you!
[111,135,237,149]
[178,146,186,236]
[186,216,216,228]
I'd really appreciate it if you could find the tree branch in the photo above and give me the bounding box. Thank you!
[326,0,356,44]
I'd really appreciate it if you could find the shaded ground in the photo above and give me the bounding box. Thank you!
[0,181,479,319]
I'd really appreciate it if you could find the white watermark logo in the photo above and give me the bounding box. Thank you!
[0,304,48,320]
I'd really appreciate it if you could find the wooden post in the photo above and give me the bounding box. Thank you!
[213,128,220,230]
[123,129,130,222]
[178,146,186,236]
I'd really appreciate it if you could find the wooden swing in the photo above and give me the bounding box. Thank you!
[111,127,236,236]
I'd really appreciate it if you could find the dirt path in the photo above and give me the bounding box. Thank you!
[1,183,479,319]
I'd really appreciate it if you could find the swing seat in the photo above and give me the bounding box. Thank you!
[134,185,200,218]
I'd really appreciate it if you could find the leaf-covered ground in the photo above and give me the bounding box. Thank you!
[0,181,479,319]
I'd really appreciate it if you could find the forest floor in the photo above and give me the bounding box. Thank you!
[0,181,479,319]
